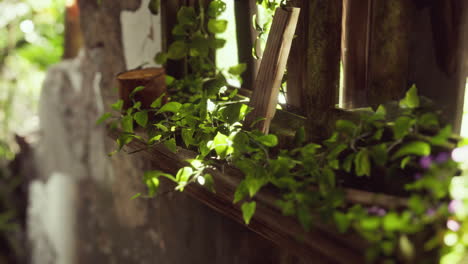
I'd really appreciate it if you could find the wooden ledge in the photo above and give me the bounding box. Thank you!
[108,129,366,263]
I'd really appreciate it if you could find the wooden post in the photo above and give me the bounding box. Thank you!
[286,0,309,114]
[234,0,257,90]
[63,0,83,59]
[408,0,468,133]
[244,7,300,134]
[161,1,185,78]
[366,0,412,108]
[305,0,343,141]
[341,0,371,108]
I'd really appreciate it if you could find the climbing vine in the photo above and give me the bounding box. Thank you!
[99,1,468,263]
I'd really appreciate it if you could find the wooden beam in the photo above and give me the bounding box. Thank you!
[160,1,185,78]
[286,0,308,113]
[234,0,257,90]
[305,0,342,141]
[341,0,371,108]
[245,7,300,134]
[366,0,412,108]
[107,128,367,263]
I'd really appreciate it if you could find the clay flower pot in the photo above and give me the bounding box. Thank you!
[117,67,168,110]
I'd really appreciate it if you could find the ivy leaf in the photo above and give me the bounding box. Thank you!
[133,111,148,128]
[297,204,313,231]
[342,153,355,173]
[202,174,215,193]
[375,105,386,118]
[150,93,165,108]
[96,112,112,125]
[167,41,188,60]
[399,85,420,109]
[154,52,167,65]
[208,0,226,17]
[233,180,248,203]
[181,128,194,147]
[408,195,425,215]
[213,132,231,158]
[418,113,439,129]
[360,216,381,230]
[334,212,350,233]
[166,75,175,86]
[276,199,295,216]
[354,149,371,177]
[220,103,248,124]
[130,193,142,200]
[154,123,169,132]
[177,6,197,25]
[208,19,228,34]
[322,167,336,189]
[145,170,176,182]
[157,102,182,114]
[147,0,160,15]
[129,86,145,99]
[190,36,210,57]
[121,115,134,133]
[400,156,412,169]
[117,134,134,150]
[111,99,124,111]
[176,167,193,183]
[370,143,388,166]
[391,141,431,160]
[164,138,177,153]
[430,125,452,146]
[145,177,160,197]
[335,119,357,136]
[383,212,404,231]
[257,134,278,147]
[228,63,247,75]
[294,126,306,146]
[241,201,256,225]
[393,116,415,140]
[212,38,226,49]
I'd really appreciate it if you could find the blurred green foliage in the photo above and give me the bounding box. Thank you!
[0,0,65,142]
[0,0,65,261]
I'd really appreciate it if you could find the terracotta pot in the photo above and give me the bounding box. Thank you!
[117,67,168,110]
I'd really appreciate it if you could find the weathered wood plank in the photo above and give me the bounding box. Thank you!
[234,0,257,90]
[107,128,367,263]
[285,0,308,113]
[245,7,300,134]
[305,0,342,141]
[341,0,371,108]
[367,0,412,108]
[160,1,185,78]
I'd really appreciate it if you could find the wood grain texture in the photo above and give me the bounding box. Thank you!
[117,68,167,109]
[108,129,367,264]
[341,0,371,108]
[286,0,308,113]
[367,0,412,108]
[245,7,300,134]
[305,0,342,141]
[234,0,258,90]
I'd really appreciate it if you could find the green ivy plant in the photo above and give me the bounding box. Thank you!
[98,1,468,263]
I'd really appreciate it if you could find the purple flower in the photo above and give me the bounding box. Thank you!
[426,208,436,217]
[368,206,387,216]
[435,152,450,163]
[449,200,463,214]
[447,219,461,232]
[414,173,422,180]
[419,156,433,169]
